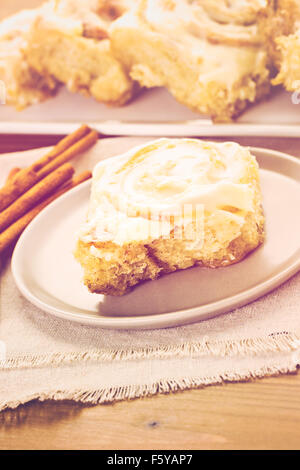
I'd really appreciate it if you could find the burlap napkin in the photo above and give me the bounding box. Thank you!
[0,137,300,411]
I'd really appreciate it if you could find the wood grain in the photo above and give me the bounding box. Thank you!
[0,375,300,450]
[1,0,300,452]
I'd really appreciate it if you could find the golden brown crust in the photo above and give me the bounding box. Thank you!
[75,209,264,297]
[26,18,134,106]
[21,0,136,106]
[74,239,162,295]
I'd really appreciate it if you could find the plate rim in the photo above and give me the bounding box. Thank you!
[11,145,300,330]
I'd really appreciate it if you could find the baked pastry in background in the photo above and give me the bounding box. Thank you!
[110,0,271,122]
[1,0,298,120]
[258,0,299,69]
[273,30,300,93]
[26,0,135,106]
[258,0,300,71]
[0,8,58,109]
[75,138,265,296]
[261,0,300,93]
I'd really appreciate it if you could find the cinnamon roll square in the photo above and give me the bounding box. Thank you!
[75,138,265,296]
[259,0,300,93]
[25,0,135,106]
[110,0,271,122]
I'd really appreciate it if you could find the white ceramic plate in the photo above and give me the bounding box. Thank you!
[12,146,300,330]
[1,87,300,137]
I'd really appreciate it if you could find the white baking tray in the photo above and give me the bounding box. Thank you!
[0,86,299,136]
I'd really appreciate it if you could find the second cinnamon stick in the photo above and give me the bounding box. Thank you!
[0,163,74,233]
[0,126,97,212]
[0,171,91,254]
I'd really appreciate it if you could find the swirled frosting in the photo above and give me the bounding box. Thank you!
[141,0,266,47]
[110,0,268,92]
[79,139,257,245]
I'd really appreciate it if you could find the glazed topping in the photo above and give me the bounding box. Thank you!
[80,138,256,245]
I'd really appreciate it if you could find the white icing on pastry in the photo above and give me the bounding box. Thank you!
[80,139,256,245]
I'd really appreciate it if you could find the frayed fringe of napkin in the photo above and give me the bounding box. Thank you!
[1,331,300,370]
[1,359,299,412]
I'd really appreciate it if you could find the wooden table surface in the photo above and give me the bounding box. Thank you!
[1,0,300,451]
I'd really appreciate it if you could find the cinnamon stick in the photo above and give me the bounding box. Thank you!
[30,124,90,173]
[0,126,97,212]
[6,168,21,184]
[0,163,74,233]
[0,170,91,255]
[37,130,98,179]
